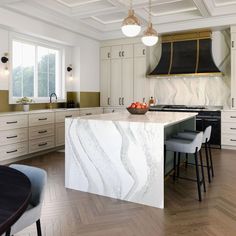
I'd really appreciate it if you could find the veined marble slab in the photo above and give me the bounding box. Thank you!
[65,112,197,208]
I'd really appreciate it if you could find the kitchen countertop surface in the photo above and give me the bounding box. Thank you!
[75,111,198,127]
[0,107,103,117]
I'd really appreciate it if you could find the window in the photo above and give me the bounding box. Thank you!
[10,37,65,103]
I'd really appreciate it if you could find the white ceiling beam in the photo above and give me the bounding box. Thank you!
[193,0,211,17]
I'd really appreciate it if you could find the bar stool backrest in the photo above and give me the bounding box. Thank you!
[192,131,204,153]
[203,126,212,143]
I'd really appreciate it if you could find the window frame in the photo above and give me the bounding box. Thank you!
[9,33,66,104]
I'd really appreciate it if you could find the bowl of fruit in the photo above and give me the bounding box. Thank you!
[127,102,149,115]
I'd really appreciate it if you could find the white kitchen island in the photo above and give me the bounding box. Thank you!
[65,111,197,209]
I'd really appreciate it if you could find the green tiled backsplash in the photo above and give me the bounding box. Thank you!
[0,90,100,112]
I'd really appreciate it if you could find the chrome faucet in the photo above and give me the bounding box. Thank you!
[49,93,57,109]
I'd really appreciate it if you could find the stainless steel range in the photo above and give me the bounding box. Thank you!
[149,105,222,148]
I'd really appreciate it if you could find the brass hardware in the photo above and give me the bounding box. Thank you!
[85,113,92,116]
[195,39,200,73]
[6,121,17,124]
[107,97,110,105]
[108,52,110,58]
[122,97,124,105]
[162,31,212,43]
[38,118,47,121]
[6,135,18,139]
[232,41,234,48]
[232,98,235,108]
[65,115,72,118]
[119,51,122,57]
[122,51,124,57]
[38,130,47,134]
[147,72,223,78]
[230,116,236,118]
[119,97,121,105]
[38,142,47,147]
[168,42,173,75]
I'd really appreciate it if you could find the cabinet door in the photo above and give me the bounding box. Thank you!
[100,59,111,106]
[122,58,134,107]
[134,57,148,103]
[122,44,133,58]
[231,50,236,109]
[56,123,65,146]
[111,45,122,59]
[134,44,146,57]
[101,47,111,60]
[111,59,122,106]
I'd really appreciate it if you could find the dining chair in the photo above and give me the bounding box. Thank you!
[9,164,47,236]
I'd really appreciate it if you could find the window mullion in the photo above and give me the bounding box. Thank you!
[35,45,38,99]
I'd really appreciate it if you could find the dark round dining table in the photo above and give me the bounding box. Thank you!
[0,166,31,236]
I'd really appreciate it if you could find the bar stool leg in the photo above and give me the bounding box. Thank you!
[194,150,202,201]
[208,142,214,177]
[185,153,188,169]
[173,152,177,181]
[5,228,11,236]
[177,152,181,178]
[199,150,206,192]
[205,142,211,183]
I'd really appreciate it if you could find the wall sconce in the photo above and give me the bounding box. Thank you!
[1,53,9,76]
[67,65,73,81]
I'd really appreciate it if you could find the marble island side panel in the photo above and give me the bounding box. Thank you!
[65,117,165,208]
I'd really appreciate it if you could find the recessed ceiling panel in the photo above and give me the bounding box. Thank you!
[93,12,126,24]
[214,0,236,6]
[150,0,197,16]
[57,0,101,7]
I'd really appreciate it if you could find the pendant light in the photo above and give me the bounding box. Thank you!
[142,0,158,46]
[121,0,141,37]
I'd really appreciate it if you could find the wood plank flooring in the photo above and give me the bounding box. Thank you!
[13,149,236,236]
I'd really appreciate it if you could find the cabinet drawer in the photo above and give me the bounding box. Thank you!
[222,134,236,146]
[29,124,54,140]
[0,115,28,131]
[222,111,236,122]
[29,136,55,153]
[0,128,28,146]
[79,108,103,116]
[56,123,65,146]
[221,123,236,134]
[56,110,79,123]
[0,142,28,161]
[29,112,54,126]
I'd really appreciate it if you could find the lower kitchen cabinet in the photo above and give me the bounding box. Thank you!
[222,110,236,149]
[56,123,65,147]
[29,136,55,153]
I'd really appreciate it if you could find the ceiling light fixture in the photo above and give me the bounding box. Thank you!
[142,0,158,47]
[121,0,141,37]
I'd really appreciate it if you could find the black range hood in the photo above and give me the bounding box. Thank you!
[149,31,222,77]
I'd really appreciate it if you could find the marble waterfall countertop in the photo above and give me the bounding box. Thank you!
[65,111,197,209]
[76,111,198,126]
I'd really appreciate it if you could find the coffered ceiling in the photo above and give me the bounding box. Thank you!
[1,0,236,40]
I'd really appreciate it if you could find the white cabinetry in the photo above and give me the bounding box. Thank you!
[134,44,149,103]
[231,27,236,109]
[110,44,134,107]
[222,110,236,149]
[0,114,28,161]
[100,47,111,107]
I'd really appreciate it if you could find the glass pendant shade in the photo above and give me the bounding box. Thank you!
[141,22,158,46]
[121,9,141,37]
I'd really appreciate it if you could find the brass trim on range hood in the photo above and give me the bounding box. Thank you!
[147,72,223,78]
[149,30,222,78]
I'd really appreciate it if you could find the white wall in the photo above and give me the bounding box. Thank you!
[0,7,100,93]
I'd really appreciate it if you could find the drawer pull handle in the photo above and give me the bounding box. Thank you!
[6,149,17,154]
[38,130,47,134]
[230,139,236,142]
[230,116,236,118]
[6,121,17,124]
[65,115,72,118]
[38,142,47,147]
[6,135,18,139]
[38,118,47,121]
[86,113,92,116]
[230,128,236,130]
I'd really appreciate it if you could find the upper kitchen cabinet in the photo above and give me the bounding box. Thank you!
[231,27,236,109]
[134,44,149,103]
[100,47,111,106]
[110,44,134,107]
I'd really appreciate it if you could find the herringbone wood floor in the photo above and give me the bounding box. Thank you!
[13,149,236,236]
